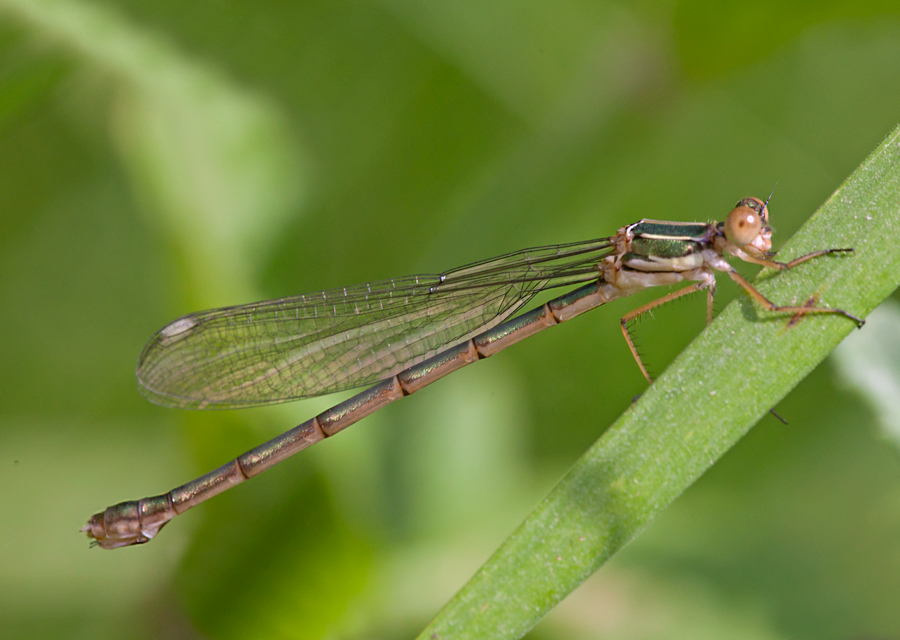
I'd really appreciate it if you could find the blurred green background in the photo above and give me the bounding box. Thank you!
[1,1,900,638]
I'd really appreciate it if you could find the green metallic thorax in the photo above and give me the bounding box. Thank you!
[622,220,714,271]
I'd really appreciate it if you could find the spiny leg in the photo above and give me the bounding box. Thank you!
[740,248,854,271]
[621,281,709,384]
[705,280,716,325]
[727,269,864,327]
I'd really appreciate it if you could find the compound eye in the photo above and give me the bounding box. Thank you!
[724,204,763,247]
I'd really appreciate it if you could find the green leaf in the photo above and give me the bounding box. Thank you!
[2,0,305,305]
[417,123,900,640]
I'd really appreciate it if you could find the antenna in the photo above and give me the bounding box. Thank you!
[763,183,778,211]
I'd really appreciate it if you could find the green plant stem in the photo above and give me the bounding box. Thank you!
[417,123,900,640]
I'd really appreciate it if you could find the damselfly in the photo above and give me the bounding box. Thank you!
[84,197,863,548]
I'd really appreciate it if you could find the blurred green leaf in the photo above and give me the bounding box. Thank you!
[2,0,305,305]
[673,0,900,79]
[833,299,900,448]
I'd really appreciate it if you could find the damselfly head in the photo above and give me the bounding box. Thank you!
[723,197,772,253]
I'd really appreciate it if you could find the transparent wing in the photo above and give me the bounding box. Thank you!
[137,237,614,409]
